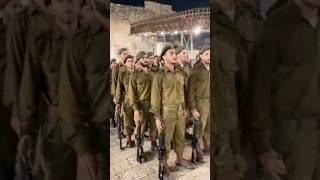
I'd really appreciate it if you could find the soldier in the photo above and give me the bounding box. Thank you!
[4,0,51,135]
[59,2,109,179]
[188,46,210,163]
[128,51,158,152]
[115,55,136,148]
[0,0,22,178]
[251,1,320,180]
[16,0,84,179]
[151,45,195,179]
[110,58,117,69]
[111,48,128,100]
[211,2,249,179]
[175,46,192,79]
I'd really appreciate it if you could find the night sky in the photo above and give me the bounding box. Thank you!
[110,0,209,11]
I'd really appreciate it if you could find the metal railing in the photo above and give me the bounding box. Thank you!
[130,7,210,34]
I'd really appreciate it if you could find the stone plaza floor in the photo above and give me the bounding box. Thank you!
[110,127,210,180]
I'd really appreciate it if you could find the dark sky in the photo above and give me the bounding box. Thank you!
[111,0,209,11]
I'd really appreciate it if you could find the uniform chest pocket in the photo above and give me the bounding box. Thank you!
[137,77,146,86]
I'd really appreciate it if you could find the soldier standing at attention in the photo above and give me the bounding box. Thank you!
[115,55,136,148]
[0,0,22,178]
[251,0,320,180]
[112,48,128,101]
[188,46,210,163]
[128,51,158,152]
[4,0,51,134]
[151,45,195,180]
[211,1,249,178]
[17,0,84,179]
[59,1,109,178]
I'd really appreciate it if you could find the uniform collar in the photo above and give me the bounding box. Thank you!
[52,21,87,40]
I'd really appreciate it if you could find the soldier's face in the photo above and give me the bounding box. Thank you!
[301,0,320,8]
[125,58,135,69]
[120,51,128,60]
[139,55,149,67]
[200,50,210,64]
[163,49,177,64]
[148,55,155,65]
[178,49,189,62]
[50,0,81,23]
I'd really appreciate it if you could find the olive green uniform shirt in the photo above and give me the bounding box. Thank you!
[128,69,155,111]
[188,61,210,110]
[251,2,320,153]
[4,5,51,107]
[59,22,109,156]
[150,66,187,117]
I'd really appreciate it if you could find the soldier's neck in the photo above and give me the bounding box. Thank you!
[141,66,150,73]
[164,62,175,72]
[55,18,79,37]
[177,58,184,66]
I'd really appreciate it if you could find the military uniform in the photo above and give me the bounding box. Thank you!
[4,4,50,109]
[188,61,210,146]
[19,22,79,180]
[251,2,320,180]
[128,68,157,144]
[111,62,126,98]
[115,66,135,140]
[59,21,109,180]
[150,65,187,161]
[0,20,18,180]
[211,3,249,179]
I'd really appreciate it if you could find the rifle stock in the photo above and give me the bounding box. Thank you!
[191,117,198,164]
[158,132,165,180]
[136,121,144,163]
[115,111,125,150]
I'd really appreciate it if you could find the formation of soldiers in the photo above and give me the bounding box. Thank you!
[212,0,320,180]
[0,0,110,179]
[110,45,210,180]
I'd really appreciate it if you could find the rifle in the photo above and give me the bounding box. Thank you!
[191,117,199,164]
[115,111,125,150]
[158,132,165,180]
[136,121,144,163]
[14,155,33,180]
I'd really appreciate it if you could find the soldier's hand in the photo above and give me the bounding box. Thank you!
[234,154,248,178]
[259,151,287,180]
[156,118,164,132]
[17,135,33,164]
[191,109,200,119]
[79,153,98,180]
[134,110,142,122]
[11,115,21,137]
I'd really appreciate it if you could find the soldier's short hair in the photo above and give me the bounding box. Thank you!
[175,46,186,55]
[160,45,175,60]
[110,58,116,64]
[124,55,134,63]
[146,52,153,58]
[136,51,146,61]
[118,48,128,55]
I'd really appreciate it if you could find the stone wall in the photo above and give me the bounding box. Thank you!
[110,1,174,58]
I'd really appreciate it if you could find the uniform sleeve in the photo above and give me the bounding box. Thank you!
[4,15,26,108]
[111,65,118,97]
[114,71,122,104]
[150,72,162,117]
[59,40,92,156]
[188,68,197,110]
[19,40,41,136]
[128,73,139,111]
